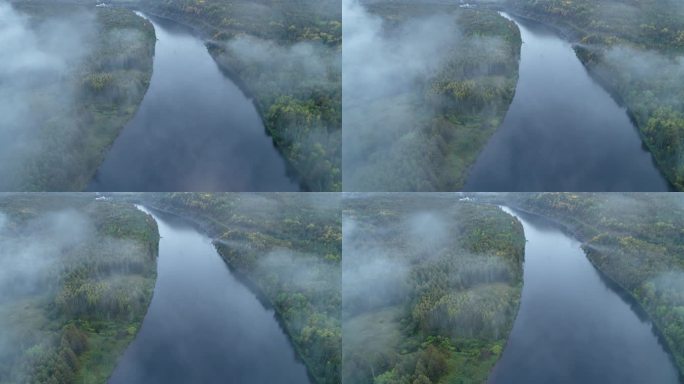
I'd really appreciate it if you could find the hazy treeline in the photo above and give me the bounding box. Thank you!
[503,0,684,190]
[343,194,524,383]
[343,0,521,191]
[131,193,342,384]
[117,0,342,191]
[499,192,684,376]
[0,3,155,191]
[0,194,159,384]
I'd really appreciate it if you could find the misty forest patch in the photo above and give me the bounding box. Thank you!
[342,194,525,384]
[0,3,155,191]
[343,1,521,191]
[0,194,159,384]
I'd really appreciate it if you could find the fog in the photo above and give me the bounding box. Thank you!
[342,0,463,190]
[0,3,94,189]
[0,209,91,302]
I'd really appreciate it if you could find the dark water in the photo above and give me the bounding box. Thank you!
[87,14,297,192]
[108,207,310,384]
[464,14,671,192]
[489,207,679,384]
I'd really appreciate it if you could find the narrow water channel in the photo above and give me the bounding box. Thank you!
[464,13,671,192]
[489,207,679,383]
[87,14,297,192]
[108,207,310,383]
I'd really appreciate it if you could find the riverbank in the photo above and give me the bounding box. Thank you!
[493,193,684,379]
[0,194,159,383]
[112,0,341,192]
[497,0,684,190]
[2,2,155,191]
[127,193,341,384]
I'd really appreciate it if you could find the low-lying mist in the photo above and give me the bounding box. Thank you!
[0,4,94,189]
[343,195,524,383]
[342,0,516,191]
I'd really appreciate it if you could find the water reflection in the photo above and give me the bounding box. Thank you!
[109,207,310,383]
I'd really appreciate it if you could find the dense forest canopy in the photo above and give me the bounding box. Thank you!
[495,192,684,377]
[0,3,155,191]
[343,1,521,191]
[343,194,525,383]
[0,194,159,384]
[130,193,342,384]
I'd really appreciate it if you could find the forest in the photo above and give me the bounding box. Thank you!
[0,194,159,384]
[1,2,155,191]
[497,192,684,377]
[343,1,521,191]
[343,194,525,383]
[497,0,684,190]
[108,0,343,191]
[129,193,342,384]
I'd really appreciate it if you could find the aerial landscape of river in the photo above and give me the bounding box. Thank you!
[489,207,679,383]
[465,14,671,192]
[87,14,297,192]
[108,207,310,384]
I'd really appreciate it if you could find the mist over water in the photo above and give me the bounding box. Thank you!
[489,207,679,384]
[87,15,297,192]
[109,208,310,384]
[464,15,670,192]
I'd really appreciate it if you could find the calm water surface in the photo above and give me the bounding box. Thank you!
[87,14,297,192]
[489,207,679,383]
[465,14,671,191]
[108,207,310,383]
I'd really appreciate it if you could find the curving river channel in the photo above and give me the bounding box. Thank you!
[464,13,671,192]
[87,13,297,192]
[489,207,679,383]
[108,206,310,383]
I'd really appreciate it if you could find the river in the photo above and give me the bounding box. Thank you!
[108,206,310,383]
[464,13,671,192]
[87,14,297,192]
[489,206,679,383]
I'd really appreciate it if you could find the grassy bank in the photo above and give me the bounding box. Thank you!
[0,193,159,384]
[114,0,342,191]
[132,193,341,384]
[2,3,155,191]
[343,194,525,383]
[500,0,684,190]
[499,192,684,377]
[344,3,521,191]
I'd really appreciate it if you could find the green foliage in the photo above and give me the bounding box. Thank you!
[0,194,159,383]
[343,195,525,384]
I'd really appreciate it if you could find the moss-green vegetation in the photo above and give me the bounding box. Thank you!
[344,4,521,191]
[502,0,684,189]
[343,194,525,383]
[135,193,341,384]
[117,0,341,191]
[0,193,159,384]
[502,192,684,377]
[2,3,155,191]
